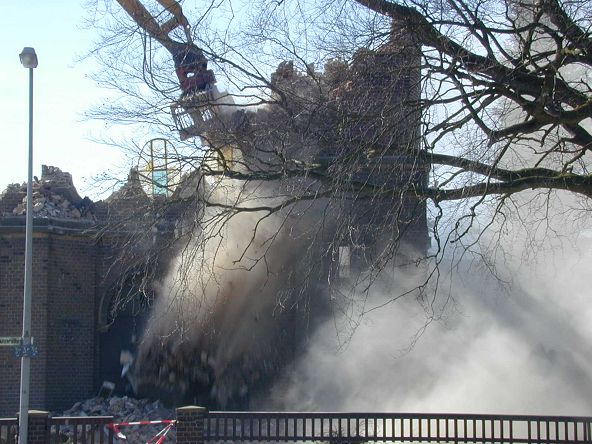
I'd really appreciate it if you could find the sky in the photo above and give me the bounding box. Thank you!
[0,1,128,199]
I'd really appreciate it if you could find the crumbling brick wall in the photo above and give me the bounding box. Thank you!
[226,27,429,268]
[0,185,26,216]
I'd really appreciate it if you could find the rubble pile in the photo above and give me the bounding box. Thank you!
[59,396,174,442]
[11,186,95,220]
[7,166,96,220]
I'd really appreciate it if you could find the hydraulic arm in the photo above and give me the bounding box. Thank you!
[115,0,191,53]
[115,0,226,139]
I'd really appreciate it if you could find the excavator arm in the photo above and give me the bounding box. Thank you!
[115,0,190,51]
[117,0,212,90]
[115,0,228,140]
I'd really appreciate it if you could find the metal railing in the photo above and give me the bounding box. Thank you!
[4,410,592,443]
[0,418,18,444]
[0,415,113,444]
[204,412,592,443]
[49,415,114,444]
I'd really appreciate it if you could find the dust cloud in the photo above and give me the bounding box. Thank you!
[133,170,592,415]
[132,178,332,407]
[267,199,592,415]
[264,42,592,414]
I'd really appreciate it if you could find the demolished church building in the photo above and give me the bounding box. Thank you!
[0,23,429,415]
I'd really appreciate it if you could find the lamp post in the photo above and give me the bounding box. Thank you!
[19,46,38,444]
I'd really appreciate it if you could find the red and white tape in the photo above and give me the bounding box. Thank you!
[108,419,176,441]
[111,420,176,427]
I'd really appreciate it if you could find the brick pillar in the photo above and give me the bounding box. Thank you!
[17,410,49,443]
[176,406,207,444]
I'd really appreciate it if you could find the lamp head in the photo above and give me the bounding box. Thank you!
[19,47,38,69]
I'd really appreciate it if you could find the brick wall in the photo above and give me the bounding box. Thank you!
[0,221,96,416]
[0,231,49,415]
[23,410,49,444]
[45,234,96,411]
[176,406,207,444]
[0,234,22,413]
[0,170,162,417]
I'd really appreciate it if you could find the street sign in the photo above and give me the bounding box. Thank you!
[0,336,21,346]
[15,343,39,358]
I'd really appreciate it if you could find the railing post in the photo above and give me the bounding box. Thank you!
[176,406,207,444]
[16,410,49,444]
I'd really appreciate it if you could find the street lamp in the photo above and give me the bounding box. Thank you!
[19,46,38,444]
[19,47,38,69]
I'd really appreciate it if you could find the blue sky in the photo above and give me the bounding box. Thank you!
[0,1,127,198]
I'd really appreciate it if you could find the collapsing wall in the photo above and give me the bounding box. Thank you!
[130,26,429,408]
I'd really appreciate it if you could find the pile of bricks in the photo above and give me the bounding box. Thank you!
[11,187,94,220]
[1,166,95,220]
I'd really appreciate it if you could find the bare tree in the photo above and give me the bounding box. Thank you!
[86,0,592,406]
